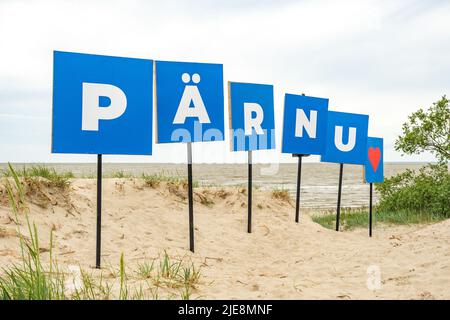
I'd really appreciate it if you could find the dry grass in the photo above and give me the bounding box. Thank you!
[194,190,214,207]
[215,188,231,199]
[1,164,74,211]
[271,188,292,203]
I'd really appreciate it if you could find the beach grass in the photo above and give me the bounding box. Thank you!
[109,170,133,179]
[0,167,202,300]
[312,207,447,231]
[0,217,202,300]
[142,172,199,188]
[0,216,65,300]
[3,163,28,215]
[3,164,74,189]
[2,164,73,211]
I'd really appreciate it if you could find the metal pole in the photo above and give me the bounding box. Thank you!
[295,155,303,223]
[248,150,252,233]
[96,154,102,269]
[369,182,373,237]
[187,142,194,252]
[336,163,344,232]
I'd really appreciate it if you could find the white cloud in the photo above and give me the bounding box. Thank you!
[0,0,448,163]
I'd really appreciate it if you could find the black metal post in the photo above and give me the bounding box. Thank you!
[96,154,102,269]
[248,151,252,233]
[187,142,194,252]
[369,182,373,237]
[295,155,303,223]
[336,163,344,232]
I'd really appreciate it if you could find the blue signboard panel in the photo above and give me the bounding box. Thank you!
[321,111,369,165]
[281,94,329,155]
[52,51,153,155]
[156,61,224,143]
[229,82,275,151]
[364,137,384,183]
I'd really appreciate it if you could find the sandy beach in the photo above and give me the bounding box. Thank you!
[0,177,449,299]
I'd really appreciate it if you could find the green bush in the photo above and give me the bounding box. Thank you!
[376,164,450,218]
[376,96,449,221]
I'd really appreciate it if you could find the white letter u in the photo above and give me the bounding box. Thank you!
[334,126,356,152]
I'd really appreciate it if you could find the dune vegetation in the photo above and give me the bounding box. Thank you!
[0,165,202,300]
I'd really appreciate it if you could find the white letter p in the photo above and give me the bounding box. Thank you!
[82,82,127,131]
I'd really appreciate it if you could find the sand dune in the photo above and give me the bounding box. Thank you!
[0,178,449,299]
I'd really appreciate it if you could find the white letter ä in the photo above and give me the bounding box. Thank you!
[82,82,127,131]
[173,86,210,124]
[244,102,264,135]
[295,109,317,138]
[334,126,356,152]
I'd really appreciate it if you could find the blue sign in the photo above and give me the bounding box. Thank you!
[281,94,329,155]
[364,137,384,183]
[321,111,369,165]
[156,60,224,143]
[228,82,275,151]
[52,51,153,155]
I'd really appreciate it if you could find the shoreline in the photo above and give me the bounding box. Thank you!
[3,162,442,209]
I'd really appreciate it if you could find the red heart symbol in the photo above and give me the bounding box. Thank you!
[368,147,381,172]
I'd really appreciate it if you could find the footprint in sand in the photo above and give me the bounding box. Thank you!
[251,284,260,291]
[257,225,270,236]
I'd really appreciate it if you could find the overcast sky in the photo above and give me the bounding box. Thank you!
[0,0,449,163]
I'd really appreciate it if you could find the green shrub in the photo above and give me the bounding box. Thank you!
[373,96,450,223]
[376,164,450,218]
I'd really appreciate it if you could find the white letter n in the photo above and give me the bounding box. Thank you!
[295,109,317,138]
